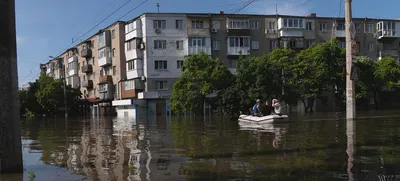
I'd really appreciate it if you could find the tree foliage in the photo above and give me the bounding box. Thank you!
[19,73,82,116]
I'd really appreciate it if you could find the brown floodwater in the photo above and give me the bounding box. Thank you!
[1,111,400,181]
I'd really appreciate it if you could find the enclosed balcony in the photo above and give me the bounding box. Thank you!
[227,36,250,56]
[82,80,93,89]
[187,37,211,55]
[97,30,111,49]
[99,75,112,84]
[378,49,399,60]
[98,47,112,67]
[67,61,78,76]
[98,83,114,100]
[277,17,305,37]
[81,64,93,73]
[68,55,78,63]
[187,46,211,55]
[377,21,399,40]
[81,48,92,57]
[226,19,250,36]
[126,59,144,79]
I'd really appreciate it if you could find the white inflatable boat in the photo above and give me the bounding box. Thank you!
[238,114,289,124]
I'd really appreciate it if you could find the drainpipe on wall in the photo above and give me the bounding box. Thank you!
[118,79,123,100]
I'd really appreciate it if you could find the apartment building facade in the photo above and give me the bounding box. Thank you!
[41,12,400,116]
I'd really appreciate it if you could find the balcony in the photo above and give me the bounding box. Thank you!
[98,47,112,67]
[138,91,159,99]
[68,55,78,63]
[226,19,250,36]
[379,49,399,60]
[81,64,93,73]
[97,30,111,49]
[376,21,399,40]
[126,48,144,61]
[67,61,78,76]
[227,47,250,56]
[335,30,346,38]
[82,80,93,89]
[99,75,112,84]
[81,48,92,57]
[66,75,79,89]
[187,46,211,55]
[187,28,210,36]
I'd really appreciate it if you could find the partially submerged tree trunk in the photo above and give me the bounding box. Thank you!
[301,97,315,113]
[373,90,379,109]
[0,0,23,173]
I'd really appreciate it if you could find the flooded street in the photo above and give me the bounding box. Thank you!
[2,112,400,180]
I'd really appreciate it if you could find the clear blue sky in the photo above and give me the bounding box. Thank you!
[16,0,400,85]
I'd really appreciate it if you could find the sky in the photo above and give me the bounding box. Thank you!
[15,0,400,86]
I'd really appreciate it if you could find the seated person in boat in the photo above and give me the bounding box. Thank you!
[252,99,263,117]
[272,99,282,116]
[264,99,272,115]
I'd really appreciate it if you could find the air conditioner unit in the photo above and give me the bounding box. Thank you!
[154,28,161,34]
[141,76,146,81]
[211,28,218,33]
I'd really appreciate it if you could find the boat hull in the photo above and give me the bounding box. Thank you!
[238,114,289,124]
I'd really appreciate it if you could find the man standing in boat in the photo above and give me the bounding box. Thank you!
[252,99,263,117]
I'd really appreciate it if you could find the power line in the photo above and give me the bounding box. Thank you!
[116,0,150,21]
[53,0,136,58]
[279,0,314,14]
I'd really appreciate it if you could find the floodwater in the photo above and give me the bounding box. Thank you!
[2,111,400,181]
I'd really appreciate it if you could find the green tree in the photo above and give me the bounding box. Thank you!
[291,41,345,113]
[171,52,234,115]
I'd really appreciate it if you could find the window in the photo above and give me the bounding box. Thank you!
[355,23,360,32]
[306,22,312,31]
[339,41,346,48]
[213,40,221,50]
[127,60,135,71]
[283,18,303,28]
[91,40,95,48]
[155,81,168,90]
[124,79,140,90]
[92,57,95,65]
[188,37,206,46]
[228,37,250,47]
[250,20,259,29]
[113,66,116,76]
[368,42,374,51]
[251,41,259,50]
[269,21,276,30]
[320,22,327,31]
[153,20,166,29]
[176,40,183,50]
[337,23,345,31]
[228,20,250,29]
[366,24,374,33]
[270,40,278,50]
[112,48,116,57]
[154,60,167,70]
[98,32,106,48]
[127,39,136,51]
[98,48,110,59]
[191,20,204,29]
[305,40,314,48]
[154,40,167,49]
[176,20,183,29]
[111,29,115,39]
[126,23,134,33]
[229,60,237,68]
[177,60,183,69]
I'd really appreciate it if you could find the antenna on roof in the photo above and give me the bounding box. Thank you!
[157,2,160,13]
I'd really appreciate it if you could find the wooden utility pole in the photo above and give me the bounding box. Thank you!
[345,0,356,119]
[0,0,23,173]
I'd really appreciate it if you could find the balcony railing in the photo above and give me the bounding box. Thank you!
[81,49,92,57]
[99,75,112,84]
[81,64,93,73]
[82,80,93,89]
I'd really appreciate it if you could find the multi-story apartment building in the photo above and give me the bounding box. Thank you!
[41,12,400,116]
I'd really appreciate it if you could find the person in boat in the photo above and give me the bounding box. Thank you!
[271,99,282,116]
[264,99,272,115]
[252,99,263,117]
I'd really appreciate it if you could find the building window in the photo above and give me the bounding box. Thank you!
[99,84,107,92]
[366,24,374,33]
[305,40,314,48]
[113,66,116,75]
[177,60,183,69]
[127,60,135,71]
[213,40,220,50]
[126,22,134,33]
[251,40,259,50]
[153,20,166,29]
[154,60,167,70]
[339,41,346,48]
[270,40,278,50]
[191,20,204,29]
[112,48,116,57]
[124,79,137,90]
[98,48,110,59]
[355,23,360,32]
[176,20,183,29]
[337,23,345,31]
[228,37,250,47]
[188,37,206,47]
[283,18,303,28]
[155,81,168,90]
[111,29,115,39]
[320,22,327,32]
[176,40,183,49]
[269,21,276,30]
[229,60,237,68]
[127,39,136,51]
[306,22,312,31]
[91,40,95,48]
[154,40,167,49]
[368,42,374,51]
[250,20,259,29]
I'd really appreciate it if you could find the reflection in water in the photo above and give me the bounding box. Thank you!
[11,115,400,180]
